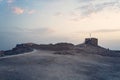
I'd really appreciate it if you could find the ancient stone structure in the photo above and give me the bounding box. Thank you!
[85,38,98,46]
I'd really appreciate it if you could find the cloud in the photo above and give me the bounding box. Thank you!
[7,0,14,3]
[0,27,55,38]
[0,0,2,2]
[76,0,120,16]
[92,29,120,33]
[75,29,120,34]
[12,7,24,15]
[0,27,25,33]
[54,12,63,16]
[28,10,36,14]
[77,0,92,3]
[12,7,36,15]
[22,27,55,36]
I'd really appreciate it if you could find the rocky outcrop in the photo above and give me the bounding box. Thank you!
[76,43,120,57]
[31,43,74,51]
[3,43,33,56]
[0,51,4,57]
[0,42,74,56]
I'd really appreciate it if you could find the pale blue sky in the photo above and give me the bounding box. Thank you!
[0,0,120,50]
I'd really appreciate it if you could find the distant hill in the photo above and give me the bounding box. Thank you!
[0,38,120,57]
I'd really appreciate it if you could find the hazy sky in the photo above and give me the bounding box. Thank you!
[0,0,120,50]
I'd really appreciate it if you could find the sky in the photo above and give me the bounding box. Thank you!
[0,0,120,50]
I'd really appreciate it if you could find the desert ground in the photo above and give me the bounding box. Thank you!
[0,50,120,80]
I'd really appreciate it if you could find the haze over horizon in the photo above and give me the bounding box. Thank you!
[0,0,120,50]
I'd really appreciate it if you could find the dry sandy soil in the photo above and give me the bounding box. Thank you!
[0,50,120,80]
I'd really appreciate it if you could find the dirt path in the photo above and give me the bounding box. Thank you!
[0,50,120,80]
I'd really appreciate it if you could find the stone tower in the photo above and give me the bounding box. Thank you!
[85,38,98,46]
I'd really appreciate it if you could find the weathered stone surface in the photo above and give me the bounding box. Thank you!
[4,43,33,56]
[85,38,98,46]
[0,51,4,56]
[32,43,74,51]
